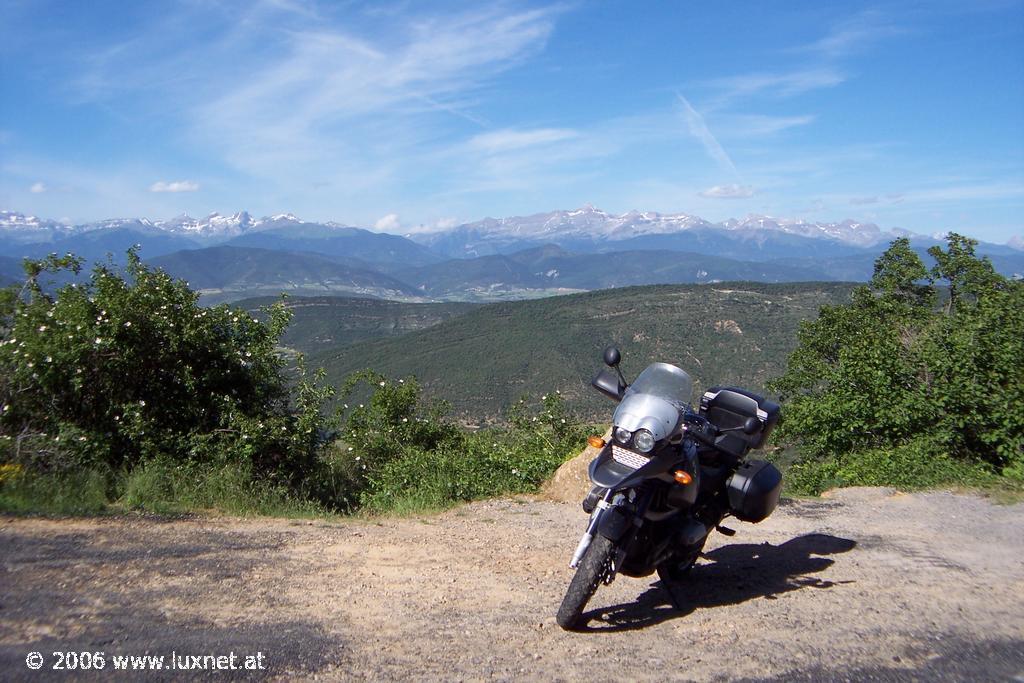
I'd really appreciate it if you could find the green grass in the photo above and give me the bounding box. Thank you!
[0,461,334,518]
[119,459,326,517]
[0,468,112,515]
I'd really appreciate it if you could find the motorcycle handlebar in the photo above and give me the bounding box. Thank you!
[682,413,719,447]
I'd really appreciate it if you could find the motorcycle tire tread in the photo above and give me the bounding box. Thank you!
[556,534,614,630]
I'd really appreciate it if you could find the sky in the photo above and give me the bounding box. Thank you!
[1,1,1023,243]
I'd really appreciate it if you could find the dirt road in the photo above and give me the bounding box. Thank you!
[2,488,1023,681]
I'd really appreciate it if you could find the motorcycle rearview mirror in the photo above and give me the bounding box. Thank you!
[720,417,763,435]
[603,346,621,367]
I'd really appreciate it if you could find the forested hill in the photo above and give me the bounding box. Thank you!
[311,282,856,419]
[236,295,477,352]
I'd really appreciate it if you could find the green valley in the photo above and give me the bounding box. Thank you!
[310,282,856,419]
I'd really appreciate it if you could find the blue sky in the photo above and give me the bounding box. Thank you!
[2,1,1023,243]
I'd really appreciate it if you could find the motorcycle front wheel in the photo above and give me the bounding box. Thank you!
[556,534,615,630]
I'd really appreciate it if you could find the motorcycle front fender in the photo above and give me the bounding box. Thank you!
[587,443,689,491]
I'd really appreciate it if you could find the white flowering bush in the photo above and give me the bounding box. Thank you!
[0,249,335,495]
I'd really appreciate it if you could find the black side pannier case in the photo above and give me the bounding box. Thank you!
[726,459,782,523]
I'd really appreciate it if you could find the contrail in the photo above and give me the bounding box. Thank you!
[676,93,738,178]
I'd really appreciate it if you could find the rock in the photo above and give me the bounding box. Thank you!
[539,427,610,503]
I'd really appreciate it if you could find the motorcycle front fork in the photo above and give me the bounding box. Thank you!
[568,488,618,569]
[569,488,648,585]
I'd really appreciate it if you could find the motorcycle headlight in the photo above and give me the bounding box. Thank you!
[633,429,655,453]
[614,426,631,444]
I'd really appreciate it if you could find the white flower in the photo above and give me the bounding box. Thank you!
[27,361,34,368]
[402,417,408,423]
[348,447,354,452]
[541,395,547,400]
[398,379,404,383]
[379,381,386,387]
[78,436,87,442]
[124,321,132,327]
[38,325,47,332]
[94,337,102,344]
[139,400,146,406]
[1,404,8,412]
[45,356,52,363]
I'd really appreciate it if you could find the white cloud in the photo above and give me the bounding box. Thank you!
[150,180,200,193]
[374,213,401,232]
[191,5,562,181]
[699,184,755,199]
[705,69,845,103]
[800,10,904,58]
[469,128,578,154]
[30,182,47,193]
[717,114,816,138]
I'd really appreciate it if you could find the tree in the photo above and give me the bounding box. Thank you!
[770,236,1024,490]
[928,233,1001,313]
[870,237,934,311]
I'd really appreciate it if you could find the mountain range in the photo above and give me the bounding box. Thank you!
[3,207,1021,302]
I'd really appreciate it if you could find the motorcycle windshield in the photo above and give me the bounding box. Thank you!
[626,362,693,407]
[611,363,694,441]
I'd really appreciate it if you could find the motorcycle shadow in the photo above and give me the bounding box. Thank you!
[578,533,857,632]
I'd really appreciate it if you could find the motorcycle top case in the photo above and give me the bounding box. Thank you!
[699,386,780,458]
[725,459,782,523]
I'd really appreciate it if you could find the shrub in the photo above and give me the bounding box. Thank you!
[0,249,338,509]
[338,373,587,513]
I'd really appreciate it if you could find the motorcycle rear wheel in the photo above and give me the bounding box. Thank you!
[556,534,614,630]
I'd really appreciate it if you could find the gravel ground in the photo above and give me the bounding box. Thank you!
[1,487,1023,681]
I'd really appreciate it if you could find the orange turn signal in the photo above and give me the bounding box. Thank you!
[673,470,693,485]
[587,435,606,449]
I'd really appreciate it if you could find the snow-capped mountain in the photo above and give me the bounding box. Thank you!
[0,210,327,245]
[409,205,917,258]
[720,215,886,248]
[416,205,892,246]
[0,210,77,243]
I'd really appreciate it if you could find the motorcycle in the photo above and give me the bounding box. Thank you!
[556,346,783,630]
